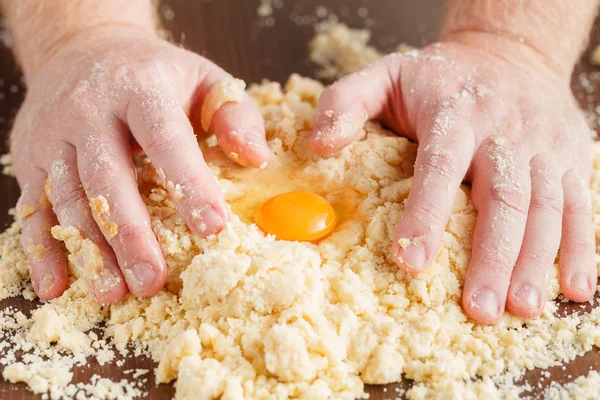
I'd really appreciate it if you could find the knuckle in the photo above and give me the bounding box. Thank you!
[63,99,91,120]
[529,194,562,218]
[52,184,86,213]
[520,243,557,267]
[564,199,591,217]
[82,164,120,196]
[125,61,165,83]
[489,184,529,216]
[530,152,557,172]
[563,240,594,255]
[479,254,514,277]
[408,197,447,227]
[422,148,462,181]
[111,62,159,92]
[20,207,53,228]
[114,220,151,244]
[145,133,179,159]
[129,87,178,122]
[129,97,182,155]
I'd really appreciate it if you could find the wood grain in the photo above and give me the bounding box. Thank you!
[1,1,600,399]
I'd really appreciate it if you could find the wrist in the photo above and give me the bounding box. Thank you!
[439,30,572,83]
[3,0,159,83]
[25,23,158,83]
[440,0,600,81]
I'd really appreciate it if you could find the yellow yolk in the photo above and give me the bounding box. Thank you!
[255,191,337,242]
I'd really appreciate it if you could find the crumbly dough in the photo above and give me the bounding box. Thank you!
[51,225,122,296]
[200,78,246,132]
[1,23,600,400]
[543,370,600,400]
[90,195,119,240]
[309,23,415,79]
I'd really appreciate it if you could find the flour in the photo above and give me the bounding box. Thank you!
[1,23,600,400]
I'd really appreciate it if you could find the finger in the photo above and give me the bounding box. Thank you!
[462,144,530,324]
[76,124,168,297]
[45,142,128,303]
[392,114,474,272]
[210,98,271,168]
[189,65,271,168]
[126,88,228,237]
[17,169,68,300]
[559,168,596,302]
[506,154,563,318]
[309,54,404,155]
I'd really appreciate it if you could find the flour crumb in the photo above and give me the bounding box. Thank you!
[90,195,119,240]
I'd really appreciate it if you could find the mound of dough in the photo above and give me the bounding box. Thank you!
[2,32,600,400]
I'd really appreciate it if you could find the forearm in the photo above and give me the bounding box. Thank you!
[0,0,158,82]
[441,0,600,78]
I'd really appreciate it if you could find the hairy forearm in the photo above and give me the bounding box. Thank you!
[0,0,158,82]
[441,0,600,78]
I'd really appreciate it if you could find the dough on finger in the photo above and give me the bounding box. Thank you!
[200,78,246,132]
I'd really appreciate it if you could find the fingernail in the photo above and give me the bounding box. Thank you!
[396,244,426,271]
[125,263,158,293]
[513,284,540,309]
[95,270,122,297]
[471,289,500,317]
[571,272,592,295]
[191,206,226,236]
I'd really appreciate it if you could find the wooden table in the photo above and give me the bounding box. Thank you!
[2,1,600,398]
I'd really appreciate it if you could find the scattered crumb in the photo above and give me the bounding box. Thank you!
[89,195,119,240]
[543,370,600,399]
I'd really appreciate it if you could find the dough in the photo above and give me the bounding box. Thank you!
[200,78,246,132]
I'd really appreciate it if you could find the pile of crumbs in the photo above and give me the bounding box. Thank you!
[2,22,600,400]
[309,23,414,78]
[0,303,148,399]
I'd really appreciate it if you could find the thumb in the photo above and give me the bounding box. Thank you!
[310,53,408,155]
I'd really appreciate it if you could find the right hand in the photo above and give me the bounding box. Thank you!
[11,26,270,303]
[310,33,596,324]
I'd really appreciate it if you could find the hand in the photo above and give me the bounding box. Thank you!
[310,32,596,324]
[11,26,270,303]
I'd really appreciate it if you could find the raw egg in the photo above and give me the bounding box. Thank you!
[255,191,337,242]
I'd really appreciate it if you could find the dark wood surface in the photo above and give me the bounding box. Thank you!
[2,1,600,399]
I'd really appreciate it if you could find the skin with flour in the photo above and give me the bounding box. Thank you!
[0,0,597,326]
[1,0,272,303]
[310,0,600,324]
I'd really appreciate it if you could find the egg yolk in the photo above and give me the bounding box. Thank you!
[255,191,337,242]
